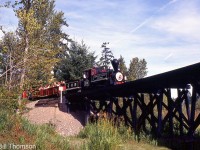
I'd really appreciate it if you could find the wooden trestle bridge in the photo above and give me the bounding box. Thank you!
[64,62,200,140]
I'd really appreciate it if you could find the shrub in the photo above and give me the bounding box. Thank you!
[0,98,19,112]
[0,87,20,112]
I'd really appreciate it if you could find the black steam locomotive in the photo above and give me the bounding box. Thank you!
[65,59,126,92]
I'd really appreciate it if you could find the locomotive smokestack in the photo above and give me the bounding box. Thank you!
[111,59,119,72]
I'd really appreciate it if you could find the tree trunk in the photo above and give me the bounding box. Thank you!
[5,65,8,85]
[9,52,12,91]
[20,33,29,89]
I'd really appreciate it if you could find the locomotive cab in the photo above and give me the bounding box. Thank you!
[82,66,110,88]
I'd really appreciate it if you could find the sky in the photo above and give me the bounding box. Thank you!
[0,0,200,77]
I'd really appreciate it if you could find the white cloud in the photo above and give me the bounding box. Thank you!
[150,0,200,42]
[0,6,17,38]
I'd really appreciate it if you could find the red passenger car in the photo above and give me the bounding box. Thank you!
[26,82,66,100]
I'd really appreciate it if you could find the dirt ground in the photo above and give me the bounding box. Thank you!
[23,100,85,136]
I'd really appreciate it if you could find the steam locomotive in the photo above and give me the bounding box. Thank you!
[65,59,126,92]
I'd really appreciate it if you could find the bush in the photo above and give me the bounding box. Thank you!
[0,87,20,113]
[0,87,20,99]
[0,98,19,112]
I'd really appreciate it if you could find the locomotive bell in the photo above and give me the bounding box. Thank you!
[111,59,119,72]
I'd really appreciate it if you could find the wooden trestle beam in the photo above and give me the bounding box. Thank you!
[64,62,200,138]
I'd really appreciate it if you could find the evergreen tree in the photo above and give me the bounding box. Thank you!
[128,57,147,81]
[98,42,114,66]
[55,41,96,81]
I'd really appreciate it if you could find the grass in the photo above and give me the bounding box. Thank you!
[78,119,123,150]
[77,118,170,150]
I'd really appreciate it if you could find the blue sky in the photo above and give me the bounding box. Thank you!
[1,0,200,76]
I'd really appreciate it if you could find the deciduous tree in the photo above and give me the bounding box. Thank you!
[118,55,127,74]
[128,57,147,81]
[0,29,21,90]
[11,0,70,88]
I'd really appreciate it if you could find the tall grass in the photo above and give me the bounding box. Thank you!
[0,111,15,133]
[78,118,133,150]
[0,111,70,149]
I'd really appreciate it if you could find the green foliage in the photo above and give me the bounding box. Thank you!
[0,98,18,112]
[80,120,121,150]
[78,119,134,150]
[98,42,114,66]
[0,87,19,112]
[0,87,19,98]
[21,118,38,135]
[0,111,14,132]
[55,41,96,80]
[128,57,147,81]
[0,0,71,89]
[22,118,70,150]
[0,31,21,89]
[0,111,70,149]
[118,55,127,74]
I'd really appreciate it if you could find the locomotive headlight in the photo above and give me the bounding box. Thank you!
[83,73,86,79]
[115,72,123,82]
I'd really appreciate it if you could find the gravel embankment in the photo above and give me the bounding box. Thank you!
[23,101,84,136]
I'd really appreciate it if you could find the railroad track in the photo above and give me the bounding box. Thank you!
[35,98,59,107]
